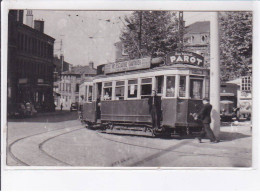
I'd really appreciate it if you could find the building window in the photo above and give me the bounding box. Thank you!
[188,36,194,43]
[141,78,152,99]
[76,84,79,92]
[241,76,251,92]
[103,82,112,100]
[127,79,138,99]
[115,81,125,100]
[166,76,176,97]
[201,35,208,43]
[179,76,186,97]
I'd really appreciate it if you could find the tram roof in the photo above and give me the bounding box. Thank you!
[95,64,209,79]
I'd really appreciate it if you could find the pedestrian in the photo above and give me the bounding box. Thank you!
[195,98,219,143]
[60,103,63,111]
[148,90,161,129]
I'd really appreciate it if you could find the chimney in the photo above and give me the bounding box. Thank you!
[26,10,33,28]
[89,61,94,69]
[34,20,44,33]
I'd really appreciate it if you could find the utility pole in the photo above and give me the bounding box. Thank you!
[210,12,221,138]
[178,11,184,51]
[138,11,142,58]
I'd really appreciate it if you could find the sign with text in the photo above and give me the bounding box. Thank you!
[166,51,204,66]
[104,57,151,74]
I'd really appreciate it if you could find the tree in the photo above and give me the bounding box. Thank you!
[120,11,179,59]
[219,12,252,81]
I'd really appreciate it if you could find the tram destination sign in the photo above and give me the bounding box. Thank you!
[104,57,151,74]
[166,51,204,66]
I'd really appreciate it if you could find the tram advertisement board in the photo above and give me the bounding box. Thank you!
[165,51,204,66]
[104,57,151,74]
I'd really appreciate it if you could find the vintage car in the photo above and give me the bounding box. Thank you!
[70,102,79,111]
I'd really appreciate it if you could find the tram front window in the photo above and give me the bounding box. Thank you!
[115,81,125,100]
[141,78,152,99]
[190,79,203,99]
[179,76,186,97]
[103,82,112,100]
[128,79,138,98]
[166,76,176,97]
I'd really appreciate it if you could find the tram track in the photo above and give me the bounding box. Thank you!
[8,125,84,166]
[95,130,251,166]
[7,124,251,167]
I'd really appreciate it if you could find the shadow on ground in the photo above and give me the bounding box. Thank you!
[7,111,78,123]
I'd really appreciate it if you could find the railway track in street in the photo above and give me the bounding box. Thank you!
[7,124,252,167]
[8,125,84,166]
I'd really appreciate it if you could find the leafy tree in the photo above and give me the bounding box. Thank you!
[120,11,179,59]
[219,12,252,81]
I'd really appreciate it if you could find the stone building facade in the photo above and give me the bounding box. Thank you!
[7,10,55,112]
[183,21,210,67]
[58,62,97,110]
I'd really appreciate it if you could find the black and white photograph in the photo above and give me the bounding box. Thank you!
[1,0,260,191]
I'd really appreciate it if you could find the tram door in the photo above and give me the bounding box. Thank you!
[96,82,102,120]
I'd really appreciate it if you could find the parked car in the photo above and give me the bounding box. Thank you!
[70,102,79,111]
[8,103,27,118]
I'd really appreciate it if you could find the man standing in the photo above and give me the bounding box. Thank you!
[195,98,219,143]
[148,90,161,129]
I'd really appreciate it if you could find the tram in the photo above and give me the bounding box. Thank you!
[81,51,210,137]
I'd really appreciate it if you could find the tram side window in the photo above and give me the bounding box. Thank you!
[128,79,138,98]
[179,76,186,97]
[88,86,93,102]
[115,81,125,100]
[190,79,203,99]
[141,78,152,99]
[103,82,112,100]
[156,76,164,95]
[85,86,88,102]
[166,76,176,97]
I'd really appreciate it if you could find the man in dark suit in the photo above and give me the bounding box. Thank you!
[195,98,219,143]
[148,90,161,129]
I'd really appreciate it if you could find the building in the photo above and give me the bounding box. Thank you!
[183,21,210,67]
[58,62,97,110]
[53,54,72,105]
[7,10,55,112]
[53,54,71,82]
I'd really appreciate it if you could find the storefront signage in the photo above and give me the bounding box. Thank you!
[166,51,204,66]
[104,57,151,74]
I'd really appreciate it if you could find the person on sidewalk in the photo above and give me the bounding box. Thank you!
[60,103,63,111]
[195,98,219,143]
[148,90,161,129]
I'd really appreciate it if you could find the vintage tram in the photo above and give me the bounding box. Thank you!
[81,51,210,137]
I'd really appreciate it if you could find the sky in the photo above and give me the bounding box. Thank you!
[30,11,211,67]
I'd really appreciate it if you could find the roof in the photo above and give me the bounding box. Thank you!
[62,66,97,75]
[185,21,210,34]
[220,93,235,96]
[226,78,241,85]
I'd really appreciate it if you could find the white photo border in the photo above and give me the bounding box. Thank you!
[1,0,259,190]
